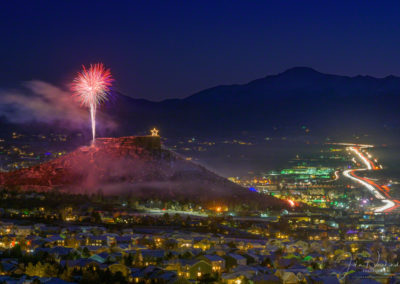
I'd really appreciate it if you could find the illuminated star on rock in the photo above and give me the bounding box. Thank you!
[151,128,159,136]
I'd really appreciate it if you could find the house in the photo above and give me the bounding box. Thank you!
[185,259,213,280]
[131,265,161,283]
[14,225,32,236]
[176,236,194,249]
[81,245,104,254]
[108,263,131,277]
[251,273,282,284]
[286,264,309,274]
[148,270,178,283]
[275,270,300,284]
[0,223,13,235]
[60,259,101,270]
[245,252,263,264]
[122,229,133,235]
[224,253,247,270]
[116,235,133,246]
[141,249,165,266]
[39,226,60,236]
[328,231,341,241]
[193,238,212,250]
[308,275,339,284]
[221,272,250,284]
[0,260,18,274]
[90,254,107,264]
[87,235,108,247]
[45,235,65,247]
[199,254,226,272]
[49,247,75,258]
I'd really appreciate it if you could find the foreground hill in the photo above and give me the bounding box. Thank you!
[0,136,287,210]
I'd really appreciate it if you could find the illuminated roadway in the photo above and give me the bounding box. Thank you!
[343,146,400,213]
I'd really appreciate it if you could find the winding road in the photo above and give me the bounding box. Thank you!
[343,146,400,213]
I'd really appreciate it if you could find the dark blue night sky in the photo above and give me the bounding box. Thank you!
[1,1,400,100]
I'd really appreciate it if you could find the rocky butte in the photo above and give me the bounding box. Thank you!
[0,136,287,209]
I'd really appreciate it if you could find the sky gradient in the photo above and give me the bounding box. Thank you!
[1,1,400,100]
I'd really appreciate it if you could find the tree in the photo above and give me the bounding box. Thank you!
[25,262,36,277]
[199,273,218,283]
[82,247,91,258]
[91,211,102,223]
[81,269,100,284]
[9,244,22,258]
[123,253,133,266]
[163,239,178,250]
[133,251,143,267]
[44,263,59,277]
[25,262,46,277]
[59,267,73,282]
[185,215,192,226]
[173,213,182,224]
[162,213,170,223]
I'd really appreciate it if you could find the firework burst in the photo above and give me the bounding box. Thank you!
[72,63,113,144]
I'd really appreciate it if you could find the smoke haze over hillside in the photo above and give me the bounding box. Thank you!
[0,81,116,132]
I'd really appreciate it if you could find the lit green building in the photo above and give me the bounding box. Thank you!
[280,166,333,180]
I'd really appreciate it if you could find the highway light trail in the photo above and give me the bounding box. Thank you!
[343,169,385,200]
[343,146,399,213]
[334,170,340,181]
[348,147,372,170]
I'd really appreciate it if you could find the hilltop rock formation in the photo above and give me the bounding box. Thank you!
[0,136,287,209]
